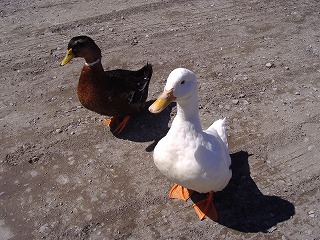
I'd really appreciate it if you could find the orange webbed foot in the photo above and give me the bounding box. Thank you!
[193,192,218,221]
[169,184,194,201]
[102,116,118,128]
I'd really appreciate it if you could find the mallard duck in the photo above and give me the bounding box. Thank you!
[149,68,232,220]
[60,36,153,133]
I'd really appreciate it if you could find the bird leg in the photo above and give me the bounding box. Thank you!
[169,184,194,201]
[193,191,218,221]
[113,116,130,133]
[102,116,130,133]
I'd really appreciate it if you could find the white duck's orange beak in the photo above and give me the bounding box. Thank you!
[149,88,176,114]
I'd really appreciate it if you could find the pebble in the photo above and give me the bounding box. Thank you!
[232,99,239,104]
[305,229,313,235]
[266,62,274,68]
[224,104,231,110]
[55,128,63,134]
[267,226,277,233]
[308,145,315,151]
[308,210,315,218]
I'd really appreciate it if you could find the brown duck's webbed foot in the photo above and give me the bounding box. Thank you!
[102,116,119,129]
[169,184,194,201]
[193,191,218,221]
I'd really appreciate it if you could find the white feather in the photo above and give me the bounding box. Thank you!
[153,68,232,193]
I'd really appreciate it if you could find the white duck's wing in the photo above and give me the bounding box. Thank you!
[205,117,228,148]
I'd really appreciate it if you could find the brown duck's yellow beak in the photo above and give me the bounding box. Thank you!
[149,88,176,114]
[60,48,75,66]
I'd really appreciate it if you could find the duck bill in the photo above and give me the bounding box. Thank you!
[60,48,75,66]
[149,89,176,114]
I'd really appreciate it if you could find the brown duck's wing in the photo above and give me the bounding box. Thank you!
[105,63,153,105]
[105,63,152,84]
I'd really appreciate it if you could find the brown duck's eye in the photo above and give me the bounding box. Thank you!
[181,80,185,84]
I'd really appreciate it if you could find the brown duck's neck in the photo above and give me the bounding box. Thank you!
[80,60,105,82]
[85,58,101,67]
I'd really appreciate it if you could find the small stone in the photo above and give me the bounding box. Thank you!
[305,229,313,235]
[266,62,274,68]
[239,93,246,98]
[308,210,315,218]
[224,104,231,110]
[55,128,63,133]
[232,99,239,104]
[308,145,315,151]
[267,226,277,233]
[294,92,300,95]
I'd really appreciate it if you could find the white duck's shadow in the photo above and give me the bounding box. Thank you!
[211,151,295,232]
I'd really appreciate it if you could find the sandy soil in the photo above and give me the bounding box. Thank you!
[1,0,320,239]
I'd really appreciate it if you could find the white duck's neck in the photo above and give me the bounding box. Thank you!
[171,93,202,131]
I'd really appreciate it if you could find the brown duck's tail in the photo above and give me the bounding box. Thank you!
[130,63,153,104]
[136,62,153,81]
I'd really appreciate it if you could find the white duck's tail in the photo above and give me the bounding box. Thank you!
[207,117,228,148]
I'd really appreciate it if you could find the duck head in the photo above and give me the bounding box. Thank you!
[149,68,198,113]
[60,36,101,66]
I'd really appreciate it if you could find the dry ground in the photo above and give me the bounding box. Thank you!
[1,0,320,239]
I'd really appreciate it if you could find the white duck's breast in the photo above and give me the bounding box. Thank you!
[153,123,232,193]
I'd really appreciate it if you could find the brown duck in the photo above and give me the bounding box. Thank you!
[60,36,153,133]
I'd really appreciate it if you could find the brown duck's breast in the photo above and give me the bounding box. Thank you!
[76,65,109,114]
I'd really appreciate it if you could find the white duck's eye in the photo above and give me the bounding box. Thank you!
[181,80,185,84]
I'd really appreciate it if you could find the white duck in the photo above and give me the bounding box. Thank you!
[149,68,232,220]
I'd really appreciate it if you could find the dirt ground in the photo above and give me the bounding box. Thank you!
[1,0,320,239]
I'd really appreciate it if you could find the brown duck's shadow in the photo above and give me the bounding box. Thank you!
[191,151,295,232]
[112,100,175,151]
